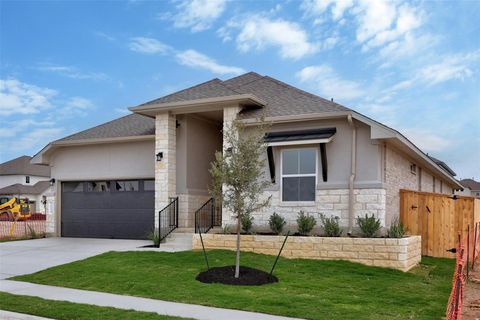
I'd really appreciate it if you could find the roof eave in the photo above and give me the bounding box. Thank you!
[129,94,266,117]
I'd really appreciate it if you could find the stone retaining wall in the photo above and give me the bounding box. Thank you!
[192,234,421,272]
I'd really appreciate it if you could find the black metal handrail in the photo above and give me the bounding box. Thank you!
[159,197,178,242]
[195,198,222,234]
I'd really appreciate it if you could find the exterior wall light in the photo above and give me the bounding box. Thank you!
[49,178,56,186]
[156,152,164,162]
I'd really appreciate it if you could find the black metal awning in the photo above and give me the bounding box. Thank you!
[265,128,336,184]
[265,128,336,145]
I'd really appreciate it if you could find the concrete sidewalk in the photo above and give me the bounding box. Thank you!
[0,280,304,320]
[0,310,53,320]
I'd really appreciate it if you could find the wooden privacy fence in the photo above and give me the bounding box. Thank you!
[400,189,480,259]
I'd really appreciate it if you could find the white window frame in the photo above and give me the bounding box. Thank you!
[280,147,318,203]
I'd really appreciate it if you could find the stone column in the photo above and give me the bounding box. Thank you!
[155,112,176,229]
[221,105,241,227]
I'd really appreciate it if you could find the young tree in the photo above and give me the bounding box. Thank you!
[209,119,271,278]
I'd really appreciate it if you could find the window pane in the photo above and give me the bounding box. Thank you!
[299,149,316,174]
[282,150,298,174]
[63,182,83,192]
[115,181,139,191]
[86,181,110,192]
[144,180,155,191]
[299,177,316,201]
[282,177,299,201]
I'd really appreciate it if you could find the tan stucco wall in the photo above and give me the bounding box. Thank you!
[193,234,422,272]
[264,118,383,189]
[51,140,155,181]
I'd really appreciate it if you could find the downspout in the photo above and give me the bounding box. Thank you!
[347,114,357,235]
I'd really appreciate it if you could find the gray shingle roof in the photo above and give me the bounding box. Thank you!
[57,113,155,142]
[460,179,480,191]
[139,79,241,106]
[0,181,50,195]
[138,72,350,118]
[55,72,349,142]
[0,156,50,177]
[428,155,456,176]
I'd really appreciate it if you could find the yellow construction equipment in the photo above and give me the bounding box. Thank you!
[0,196,32,220]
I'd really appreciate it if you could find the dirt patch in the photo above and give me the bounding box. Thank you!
[196,266,278,286]
[462,262,480,319]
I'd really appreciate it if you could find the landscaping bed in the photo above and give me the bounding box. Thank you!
[13,250,454,320]
[196,265,278,285]
[193,234,422,271]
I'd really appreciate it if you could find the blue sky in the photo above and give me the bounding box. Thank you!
[1,0,479,179]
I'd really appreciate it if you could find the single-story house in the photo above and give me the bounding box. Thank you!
[0,156,51,214]
[31,72,463,239]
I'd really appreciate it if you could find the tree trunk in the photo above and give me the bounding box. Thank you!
[235,214,241,278]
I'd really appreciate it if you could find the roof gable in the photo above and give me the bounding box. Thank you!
[0,156,50,177]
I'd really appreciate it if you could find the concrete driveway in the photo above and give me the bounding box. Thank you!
[0,237,150,279]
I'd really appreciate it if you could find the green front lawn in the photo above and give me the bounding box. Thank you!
[0,292,188,320]
[14,250,454,320]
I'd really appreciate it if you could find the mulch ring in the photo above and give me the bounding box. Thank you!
[196,265,278,286]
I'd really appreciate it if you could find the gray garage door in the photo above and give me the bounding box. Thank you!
[61,180,154,239]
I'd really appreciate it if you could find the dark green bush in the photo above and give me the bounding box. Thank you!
[319,213,342,237]
[241,213,254,233]
[269,212,286,235]
[387,217,405,238]
[297,211,316,236]
[356,214,381,238]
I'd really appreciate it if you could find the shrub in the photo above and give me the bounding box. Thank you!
[222,224,232,234]
[387,218,405,238]
[241,213,254,233]
[319,213,342,237]
[356,214,381,238]
[297,211,316,236]
[147,229,161,247]
[269,212,286,235]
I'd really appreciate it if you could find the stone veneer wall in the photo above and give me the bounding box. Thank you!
[177,193,211,228]
[222,188,386,231]
[385,146,418,226]
[193,234,421,272]
[384,145,455,226]
[155,113,176,229]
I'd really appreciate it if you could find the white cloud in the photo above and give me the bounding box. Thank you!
[220,15,317,60]
[0,79,57,115]
[15,128,64,152]
[36,64,108,81]
[418,52,479,86]
[382,50,480,96]
[296,65,364,101]
[171,0,226,32]
[402,128,452,152]
[57,97,94,118]
[301,0,424,56]
[129,37,171,54]
[115,108,131,115]
[176,49,245,75]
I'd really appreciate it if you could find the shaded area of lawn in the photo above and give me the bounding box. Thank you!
[0,292,188,320]
[14,250,454,320]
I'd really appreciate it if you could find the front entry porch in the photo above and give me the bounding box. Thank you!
[154,106,238,233]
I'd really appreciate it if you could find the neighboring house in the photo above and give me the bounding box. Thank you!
[458,179,480,198]
[0,156,51,214]
[31,72,463,239]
